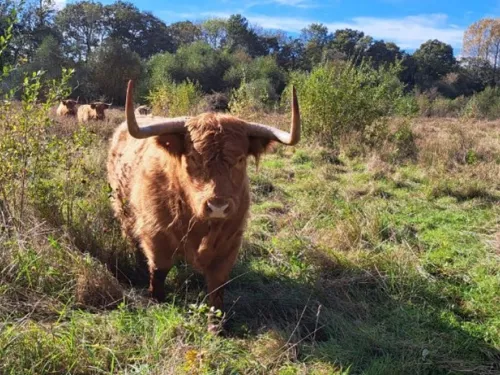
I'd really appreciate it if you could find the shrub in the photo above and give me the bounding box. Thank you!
[281,59,406,146]
[224,55,286,97]
[470,86,500,120]
[148,42,232,93]
[229,78,277,116]
[202,92,229,112]
[388,120,418,162]
[147,79,202,117]
[0,69,75,222]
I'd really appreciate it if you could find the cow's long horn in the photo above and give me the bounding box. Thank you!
[245,86,300,145]
[126,80,188,139]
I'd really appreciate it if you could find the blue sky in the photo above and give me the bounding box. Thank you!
[60,0,500,54]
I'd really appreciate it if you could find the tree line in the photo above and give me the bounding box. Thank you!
[1,0,499,105]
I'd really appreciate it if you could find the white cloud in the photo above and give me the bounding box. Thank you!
[241,13,464,50]
[225,0,318,9]
[257,0,316,8]
[329,14,464,49]
[52,0,67,10]
[158,10,464,51]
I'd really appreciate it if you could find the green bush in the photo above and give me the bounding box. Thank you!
[147,79,202,117]
[470,86,500,120]
[148,42,232,93]
[415,86,500,120]
[0,69,74,222]
[228,77,277,116]
[224,55,286,98]
[281,59,406,146]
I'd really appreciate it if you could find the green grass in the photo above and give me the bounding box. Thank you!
[1,121,499,374]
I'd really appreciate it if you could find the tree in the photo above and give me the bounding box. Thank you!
[55,1,107,62]
[105,1,174,58]
[458,57,495,93]
[413,39,456,89]
[224,55,285,96]
[331,28,370,61]
[148,42,232,93]
[300,23,332,68]
[87,38,143,103]
[1,0,61,64]
[27,35,66,80]
[463,18,500,85]
[201,18,228,49]
[167,21,202,50]
[275,36,304,70]
[225,14,266,57]
[365,41,402,68]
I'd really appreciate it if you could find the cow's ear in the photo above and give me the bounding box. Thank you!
[90,103,96,109]
[62,100,67,105]
[156,134,185,156]
[248,137,275,166]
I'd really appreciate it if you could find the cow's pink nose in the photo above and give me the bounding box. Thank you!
[206,198,230,218]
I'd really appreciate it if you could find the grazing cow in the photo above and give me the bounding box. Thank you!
[107,80,300,329]
[77,102,111,122]
[56,99,78,117]
[135,105,152,116]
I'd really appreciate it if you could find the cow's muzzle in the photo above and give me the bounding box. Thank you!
[205,197,233,219]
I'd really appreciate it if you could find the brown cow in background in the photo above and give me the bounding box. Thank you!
[107,80,300,331]
[77,102,111,122]
[56,99,78,117]
[134,105,152,116]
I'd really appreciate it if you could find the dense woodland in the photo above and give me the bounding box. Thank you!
[1,0,499,107]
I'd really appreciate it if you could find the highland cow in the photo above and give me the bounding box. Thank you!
[77,102,111,122]
[56,99,78,117]
[134,105,152,116]
[107,80,300,330]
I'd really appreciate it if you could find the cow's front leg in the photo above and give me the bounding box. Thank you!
[205,270,229,333]
[203,250,238,333]
[141,232,174,302]
[149,267,169,302]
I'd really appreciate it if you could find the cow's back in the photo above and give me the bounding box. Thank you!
[56,103,67,116]
[77,105,89,122]
[107,123,160,241]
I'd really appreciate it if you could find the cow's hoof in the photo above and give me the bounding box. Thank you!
[207,322,221,334]
[149,288,166,303]
[207,312,224,335]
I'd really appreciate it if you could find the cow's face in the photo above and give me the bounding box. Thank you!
[90,103,110,120]
[159,114,271,221]
[136,105,151,115]
[62,100,77,114]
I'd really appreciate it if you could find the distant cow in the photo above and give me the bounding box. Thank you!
[56,99,78,117]
[77,102,111,123]
[107,80,300,331]
[135,105,152,116]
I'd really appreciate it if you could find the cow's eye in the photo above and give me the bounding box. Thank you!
[236,156,246,167]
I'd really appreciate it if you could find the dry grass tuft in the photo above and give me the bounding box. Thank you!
[75,260,124,309]
[414,118,500,168]
[367,153,394,180]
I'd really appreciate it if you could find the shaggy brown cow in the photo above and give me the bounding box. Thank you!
[56,99,78,117]
[135,105,152,116]
[77,102,111,122]
[107,80,300,329]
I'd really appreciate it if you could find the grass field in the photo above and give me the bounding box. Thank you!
[0,109,499,374]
